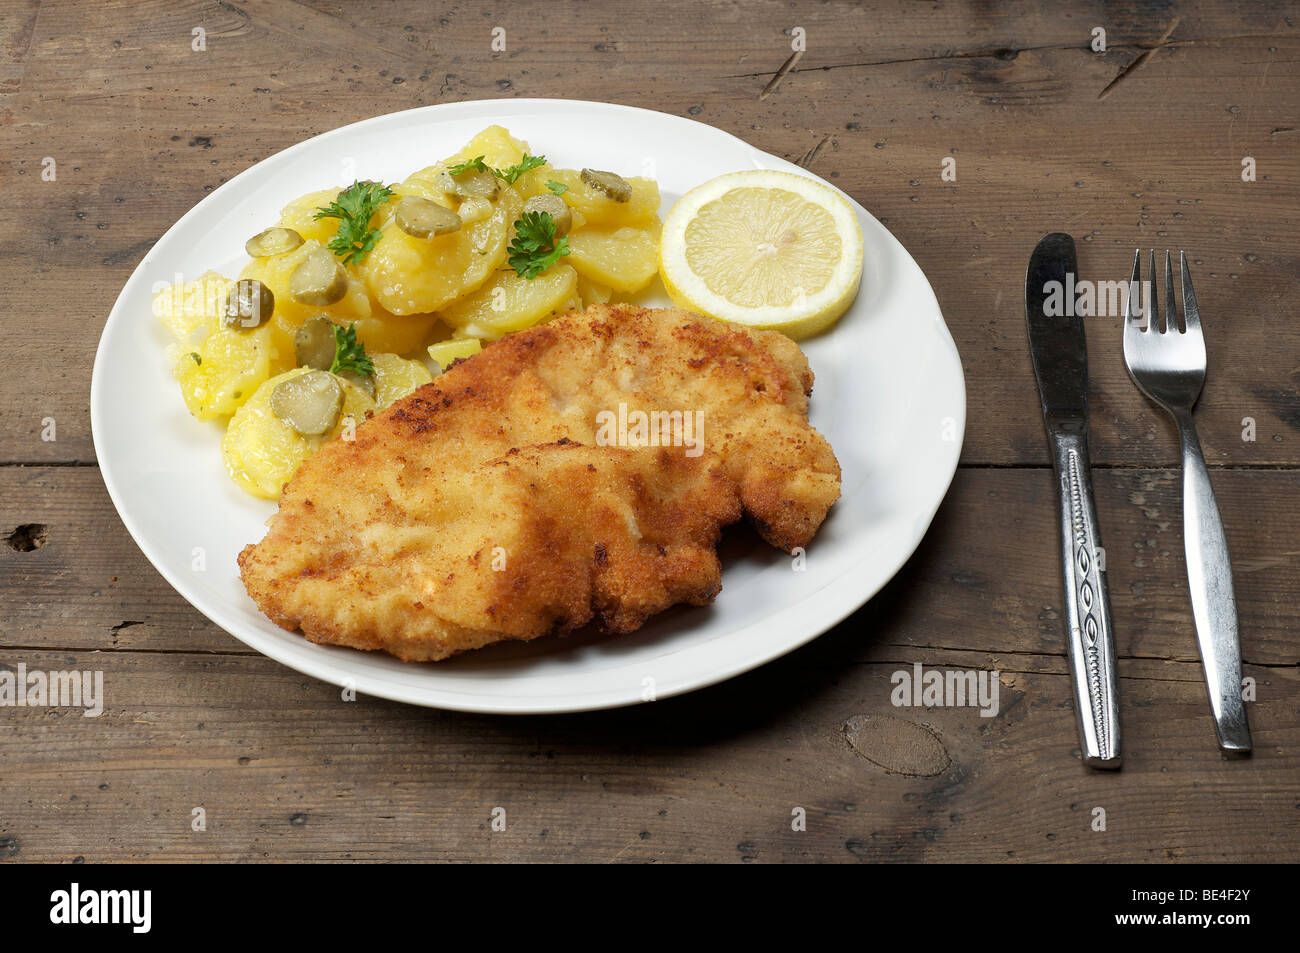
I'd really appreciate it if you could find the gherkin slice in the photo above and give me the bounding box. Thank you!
[580,168,632,203]
[270,370,342,436]
[245,227,304,258]
[222,279,275,329]
[522,193,572,237]
[290,247,348,306]
[395,196,462,238]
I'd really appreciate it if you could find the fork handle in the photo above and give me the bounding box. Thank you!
[1174,411,1252,752]
[1050,429,1122,768]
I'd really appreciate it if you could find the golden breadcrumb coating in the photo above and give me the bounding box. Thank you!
[238,304,840,661]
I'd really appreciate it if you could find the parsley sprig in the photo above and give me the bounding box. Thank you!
[447,154,547,185]
[495,154,547,184]
[329,323,374,378]
[507,211,569,279]
[447,156,490,176]
[314,181,393,264]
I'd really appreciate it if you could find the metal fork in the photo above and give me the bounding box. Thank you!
[1123,250,1251,752]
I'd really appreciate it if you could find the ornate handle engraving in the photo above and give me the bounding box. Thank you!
[1052,433,1121,767]
[1066,449,1109,757]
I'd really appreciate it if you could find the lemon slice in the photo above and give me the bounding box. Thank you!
[659,169,863,339]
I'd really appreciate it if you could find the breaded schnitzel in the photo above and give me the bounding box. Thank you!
[238,304,840,661]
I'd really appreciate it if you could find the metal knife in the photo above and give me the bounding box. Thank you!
[1025,232,1122,769]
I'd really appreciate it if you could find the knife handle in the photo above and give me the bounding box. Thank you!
[1050,430,1122,768]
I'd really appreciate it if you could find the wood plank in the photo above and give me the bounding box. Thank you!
[2,0,1298,865]
[1,645,1292,862]
[4,466,1298,668]
[1,1,1297,464]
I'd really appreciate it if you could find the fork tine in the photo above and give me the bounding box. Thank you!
[1165,250,1179,332]
[1126,249,1144,330]
[1147,249,1159,331]
[1180,252,1201,334]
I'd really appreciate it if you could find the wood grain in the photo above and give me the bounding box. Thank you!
[1,647,1293,862]
[5,466,1300,667]
[2,0,1297,863]
[0,0,1297,465]
[3,465,1297,861]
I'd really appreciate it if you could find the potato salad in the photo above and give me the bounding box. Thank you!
[154,126,662,499]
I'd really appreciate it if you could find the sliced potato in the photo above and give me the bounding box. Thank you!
[576,276,613,308]
[274,189,346,246]
[564,225,660,293]
[439,264,579,338]
[427,338,482,371]
[508,162,555,201]
[447,125,532,171]
[154,272,232,344]
[282,308,438,361]
[394,166,451,203]
[553,290,583,325]
[398,126,533,206]
[456,197,495,225]
[522,169,659,228]
[346,311,441,356]
[175,321,289,421]
[242,240,373,334]
[360,187,520,314]
[332,378,377,439]
[223,369,318,498]
[372,352,433,407]
[171,127,671,500]
[221,368,374,499]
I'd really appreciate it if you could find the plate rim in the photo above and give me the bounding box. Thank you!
[90,97,966,714]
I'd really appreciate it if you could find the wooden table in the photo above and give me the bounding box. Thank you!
[2,0,1296,863]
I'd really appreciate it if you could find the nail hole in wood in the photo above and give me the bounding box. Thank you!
[5,523,48,552]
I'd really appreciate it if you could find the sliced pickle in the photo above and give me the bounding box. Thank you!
[580,169,632,202]
[522,193,572,237]
[270,370,342,436]
[435,167,500,200]
[245,226,304,258]
[294,316,337,371]
[222,279,275,329]
[395,196,462,238]
[337,367,376,398]
[289,247,348,306]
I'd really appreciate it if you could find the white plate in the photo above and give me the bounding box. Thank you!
[91,99,965,714]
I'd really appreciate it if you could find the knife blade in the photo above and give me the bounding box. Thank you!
[1026,232,1122,768]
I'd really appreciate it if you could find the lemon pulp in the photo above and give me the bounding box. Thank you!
[659,169,863,339]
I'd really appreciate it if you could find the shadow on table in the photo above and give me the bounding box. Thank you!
[372,515,943,752]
